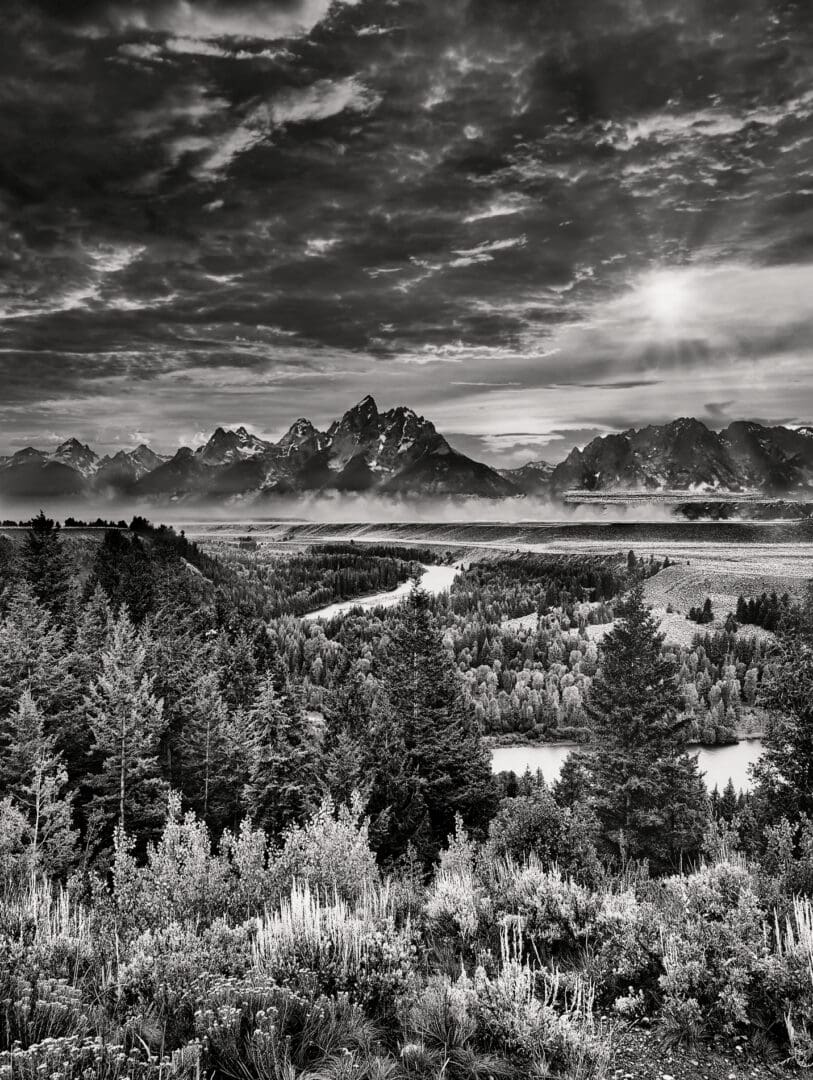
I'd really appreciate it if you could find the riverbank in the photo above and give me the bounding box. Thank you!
[301,561,462,620]
[484,729,765,750]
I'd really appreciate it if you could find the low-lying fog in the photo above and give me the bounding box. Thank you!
[0,494,691,527]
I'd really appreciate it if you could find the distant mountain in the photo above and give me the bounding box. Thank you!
[5,411,812,504]
[94,445,167,493]
[0,398,515,502]
[550,418,813,494]
[499,460,554,495]
[51,438,99,478]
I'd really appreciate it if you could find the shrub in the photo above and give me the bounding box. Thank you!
[490,859,603,961]
[251,882,417,1020]
[269,795,380,903]
[763,896,813,1066]
[486,787,600,882]
[407,932,609,1079]
[195,982,385,1080]
[112,797,232,933]
[424,817,490,950]
[116,920,254,1045]
[658,857,768,1040]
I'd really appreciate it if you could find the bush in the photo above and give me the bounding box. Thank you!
[195,982,386,1079]
[269,794,380,903]
[763,896,813,1066]
[407,932,609,1079]
[658,858,768,1040]
[490,859,603,961]
[251,882,418,1021]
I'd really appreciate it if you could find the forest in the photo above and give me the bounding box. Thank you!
[1,515,813,1077]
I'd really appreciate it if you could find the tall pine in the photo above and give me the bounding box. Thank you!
[0,690,78,875]
[750,599,813,829]
[85,608,167,837]
[582,584,708,872]
[381,586,497,863]
[22,511,70,617]
[177,671,238,826]
[321,645,424,864]
[242,673,320,836]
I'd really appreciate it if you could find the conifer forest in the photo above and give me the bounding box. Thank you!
[2,515,813,1078]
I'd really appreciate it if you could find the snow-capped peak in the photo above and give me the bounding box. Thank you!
[196,426,271,465]
[49,438,100,477]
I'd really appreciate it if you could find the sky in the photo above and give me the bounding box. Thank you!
[1,0,813,467]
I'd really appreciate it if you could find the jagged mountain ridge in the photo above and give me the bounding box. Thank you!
[3,410,813,502]
[0,398,515,501]
[499,460,555,496]
[550,418,813,493]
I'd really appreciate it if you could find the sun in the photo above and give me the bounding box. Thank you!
[641,270,692,327]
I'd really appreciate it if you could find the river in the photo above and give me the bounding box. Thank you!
[301,563,461,621]
[491,738,764,793]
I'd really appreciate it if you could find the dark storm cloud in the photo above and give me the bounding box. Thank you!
[1,0,813,458]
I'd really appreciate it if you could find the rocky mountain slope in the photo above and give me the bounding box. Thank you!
[550,419,813,494]
[4,411,812,503]
[0,398,514,502]
[499,460,555,495]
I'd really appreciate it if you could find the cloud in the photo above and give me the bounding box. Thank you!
[44,0,361,41]
[269,76,379,125]
[190,76,378,176]
[2,0,813,460]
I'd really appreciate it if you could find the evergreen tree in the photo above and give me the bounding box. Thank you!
[71,584,113,687]
[85,609,167,836]
[0,582,78,731]
[750,625,813,828]
[318,640,425,865]
[320,645,378,804]
[90,530,156,622]
[0,535,19,594]
[242,673,320,836]
[0,690,77,875]
[582,584,708,872]
[215,629,258,709]
[380,586,497,863]
[177,671,238,825]
[22,511,70,616]
[718,777,739,822]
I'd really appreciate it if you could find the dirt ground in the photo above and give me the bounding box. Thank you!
[609,1024,800,1079]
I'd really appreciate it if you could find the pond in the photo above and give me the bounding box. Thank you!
[491,737,764,793]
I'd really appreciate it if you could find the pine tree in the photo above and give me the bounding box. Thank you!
[718,777,738,822]
[72,584,113,686]
[215,629,258,709]
[85,608,167,836]
[381,586,497,863]
[0,582,76,717]
[750,626,813,828]
[582,584,708,872]
[90,530,156,622]
[0,690,77,875]
[242,673,320,836]
[22,511,70,617]
[177,671,237,825]
[320,645,378,804]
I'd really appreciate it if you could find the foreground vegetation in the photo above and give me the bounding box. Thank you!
[1,515,813,1075]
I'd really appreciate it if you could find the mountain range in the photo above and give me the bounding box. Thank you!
[1,402,812,503]
[0,397,513,502]
[549,418,813,495]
